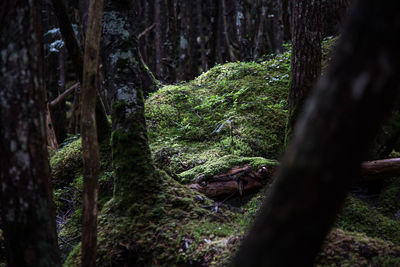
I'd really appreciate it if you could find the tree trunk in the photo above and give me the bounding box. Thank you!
[233,0,400,266]
[103,0,158,206]
[285,0,322,146]
[196,0,207,72]
[0,0,60,266]
[270,0,284,54]
[80,0,103,265]
[51,0,110,142]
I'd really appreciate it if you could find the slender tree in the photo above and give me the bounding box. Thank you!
[0,0,60,266]
[80,0,103,266]
[285,0,322,145]
[233,0,400,265]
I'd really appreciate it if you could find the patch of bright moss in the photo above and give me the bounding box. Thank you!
[336,196,400,245]
[178,154,278,184]
[50,139,82,188]
[146,54,290,176]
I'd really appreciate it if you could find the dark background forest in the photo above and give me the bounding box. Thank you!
[3,0,400,266]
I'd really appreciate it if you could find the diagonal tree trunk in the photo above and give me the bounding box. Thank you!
[233,0,400,266]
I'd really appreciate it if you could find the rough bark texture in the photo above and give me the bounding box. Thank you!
[0,0,60,266]
[80,0,103,265]
[285,0,322,145]
[103,0,158,206]
[233,1,400,266]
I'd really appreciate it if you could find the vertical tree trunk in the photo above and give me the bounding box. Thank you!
[51,0,111,142]
[281,0,291,41]
[234,0,246,60]
[103,0,158,207]
[233,0,400,266]
[80,0,103,265]
[253,0,268,60]
[270,0,284,54]
[285,0,322,145]
[221,0,236,62]
[154,0,163,79]
[196,0,207,72]
[165,0,177,82]
[0,0,60,266]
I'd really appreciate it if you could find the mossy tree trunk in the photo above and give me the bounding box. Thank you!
[233,0,400,266]
[285,0,322,146]
[0,0,60,266]
[102,0,159,207]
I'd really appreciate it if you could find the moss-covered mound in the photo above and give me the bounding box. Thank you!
[146,54,291,177]
[64,170,247,266]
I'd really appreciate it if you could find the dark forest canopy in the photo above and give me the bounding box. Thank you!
[3,0,400,266]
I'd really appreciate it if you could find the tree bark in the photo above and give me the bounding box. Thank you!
[103,0,158,206]
[80,0,103,266]
[285,0,322,146]
[50,0,110,142]
[0,0,60,266]
[233,0,400,266]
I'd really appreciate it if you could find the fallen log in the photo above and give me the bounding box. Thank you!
[360,158,400,181]
[189,158,400,199]
[189,164,277,199]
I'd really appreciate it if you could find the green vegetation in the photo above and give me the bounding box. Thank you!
[146,54,290,177]
[46,38,400,266]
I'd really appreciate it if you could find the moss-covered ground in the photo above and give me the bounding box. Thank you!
[26,37,400,266]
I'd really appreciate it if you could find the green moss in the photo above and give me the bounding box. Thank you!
[65,170,246,266]
[50,138,82,188]
[178,154,278,184]
[377,179,400,218]
[315,228,400,266]
[336,196,400,245]
[146,55,290,176]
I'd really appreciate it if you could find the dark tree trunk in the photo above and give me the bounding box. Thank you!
[80,0,103,266]
[154,0,164,79]
[196,0,207,72]
[285,0,322,145]
[270,0,284,54]
[234,0,246,60]
[233,0,400,266]
[253,0,268,60]
[0,0,60,266]
[281,0,291,41]
[165,0,177,82]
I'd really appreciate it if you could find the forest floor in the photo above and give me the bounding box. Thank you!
[3,37,400,266]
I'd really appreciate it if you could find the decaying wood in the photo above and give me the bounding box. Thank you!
[189,164,277,198]
[360,158,400,181]
[190,158,400,198]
